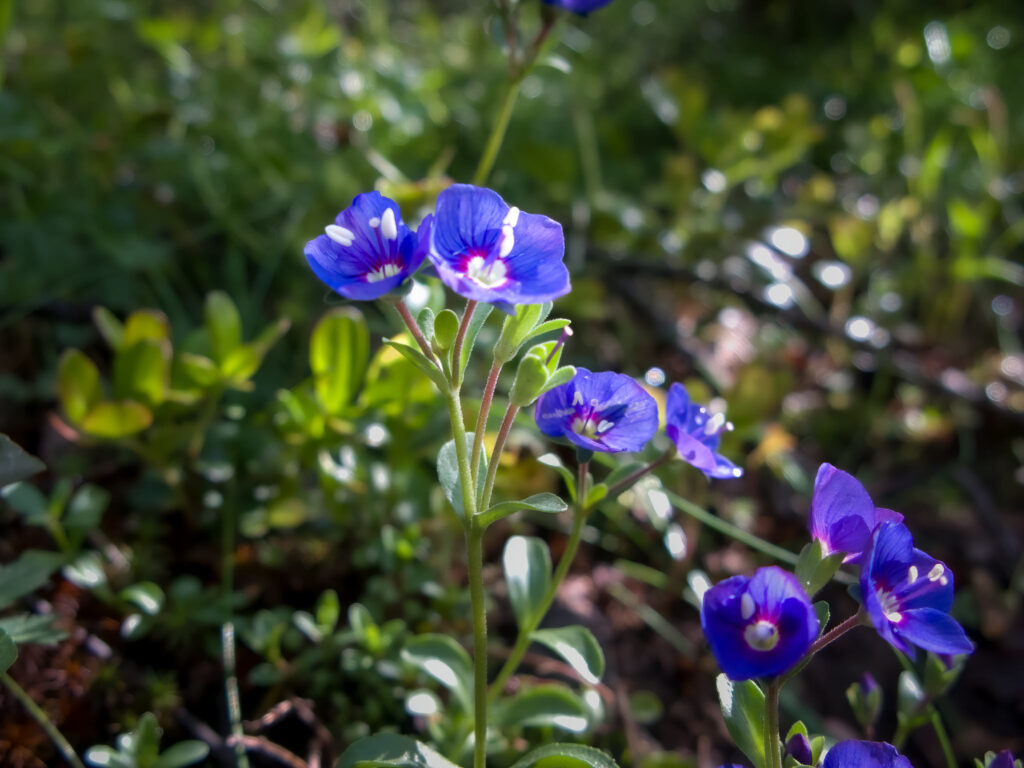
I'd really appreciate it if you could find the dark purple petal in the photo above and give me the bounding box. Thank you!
[989,752,1017,768]
[823,741,913,768]
[809,463,876,559]
[786,733,813,765]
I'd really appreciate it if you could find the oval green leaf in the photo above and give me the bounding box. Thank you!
[336,734,462,768]
[81,401,153,439]
[401,634,473,713]
[530,625,605,684]
[495,684,590,733]
[509,743,621,768]
[716,674,766,768]
[478,492,567,528]
[311,307,369,414]
[58,349,101,425]
[503,536,552,630]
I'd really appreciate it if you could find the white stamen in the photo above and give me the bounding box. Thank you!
[741,593,755,620]
[465,256,509,288]
[704,412,726,436]
[907,565,919,584]
[886,611,903,623]
[573,391,584,406]
[596,420,614,433]
[368,216,381,228]
[743,619,779,651]
[590,399,599,407]
[499,224,515,258]
[380,208,398,241]
[325,224,355,246]
[939,575,948,586]
[366,262,402,282]
[503,206,520,228]
[927,564,945,582]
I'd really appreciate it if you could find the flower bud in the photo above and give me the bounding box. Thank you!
[509,354,550,408]
[846,673,882,733]
[433,309,459,352]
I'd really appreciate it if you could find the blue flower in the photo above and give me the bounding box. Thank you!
[785,733,813,766]
[543,0,616,13]
[823,741,913,768]
[989,751,1019,768]
[700,566,818,681]
[423,184,569,313]
[809,464,903,562]
[534,368,658,453]
[861,522,974,657]
[664,383,743,479]
[305,192,424,300]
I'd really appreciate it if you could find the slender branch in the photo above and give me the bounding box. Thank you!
[766,679,782,768]
[221,492,250,768]
[471,360,503,487]
[394,298,436,362]
[478,403,520,511]
[451,300,478,387]
[804,611,863,658]
[604,447,676,500]
[488,460,589,702]
[1,673,86,768]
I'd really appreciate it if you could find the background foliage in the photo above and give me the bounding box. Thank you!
[1,1,1021,766]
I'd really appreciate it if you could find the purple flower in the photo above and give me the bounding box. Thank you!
[543,0,616,13]
[809,463,903,563]
[700,566,819,681]
[823,741,913,768]
[423,184,569,313]
[305,192,424,300]
[664,383,743,479]
[786,734,813,766]
[861,522,974,657]
[989,751,1018,768]
[534,368,658,453]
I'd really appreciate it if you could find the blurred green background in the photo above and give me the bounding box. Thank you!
[1,0,1022,766]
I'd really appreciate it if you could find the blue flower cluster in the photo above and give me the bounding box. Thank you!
[701,461,973,684]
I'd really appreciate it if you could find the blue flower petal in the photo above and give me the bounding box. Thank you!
[823,741,914,768]
[664,382,743,480]
[895,608,974,656]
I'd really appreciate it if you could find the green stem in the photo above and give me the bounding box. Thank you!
[766,679,782,768]
[187,386,223,461]
[451,300,478,388]
[893,650,957,768]
[472,79,522,187]
[488,460,589,702]
[1,672,86,768]
[445,390,486,768]
[661,489,800,567]
[395,297,437,362]
[221,484,249,768]
[471,361,503,487]
[478,403,519,511]
[603,447,676,500]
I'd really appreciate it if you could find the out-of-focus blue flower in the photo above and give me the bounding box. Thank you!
[543,0,616,13]
[989,751,1019,768]
[305,192,424,300]
[664,383,743,479]
[423,184,569,313]
[534,368,657,453]
[785,734,813,766]
[700,566,818,681]
[809,463,903,562]
[861,522,974,657]
[823,741,913,768]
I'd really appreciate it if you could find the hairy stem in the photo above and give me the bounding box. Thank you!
[471,361,503,487]
[766,679,782,768]
[488,460,589,702]
[603,447,676,500]
[395,298,436,362]
[478,403,520,511]
[451,300,478,388]
[1,672,85,768]
[804,611,863,658]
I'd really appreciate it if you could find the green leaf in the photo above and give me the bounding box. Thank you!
[477,492,567,528]
[122,310,170,346]
[628,691,663,725]
[316,589,340,632]
[716,674,766,768]
[205,291,242,362]
[65,484,110,542]
[521,317,571,344]
[402,634,474,712]
[795,541,844,597]
[458,302,494,377]
[81,401,153,439]
[0,550,65,610]
[311,307,369,414]
[509,743,621,768]
[537,453,577,503]
[416,307,435,341]
[57,349,101,425]
[0,628,17,673]
[335,734,462,768]
[495,684,590,732]
[385,339,447,391]
[153,741,210,768]
[135,712,162,766]
[0,614,66,645]
[584,483,607,508]
[113,339,169,406]
[530,625,606,683]
[178,353,220,387]
[436,432,486,520]
[534,365,577,398]
[92,306,125,350]
[503,536,552,630]
[120,582,165,616]
[0,435,45,487]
